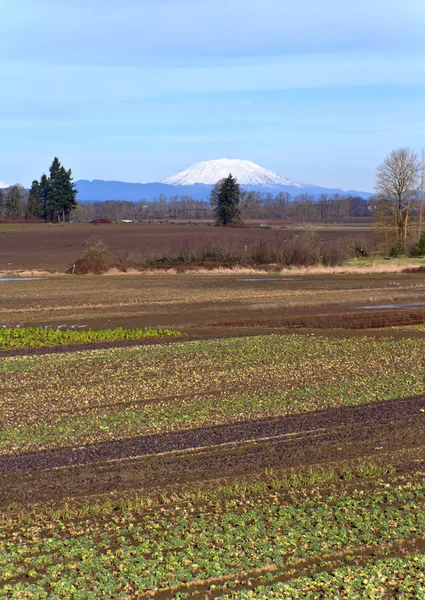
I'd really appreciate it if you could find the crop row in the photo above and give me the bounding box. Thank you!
[1,334,425,453]
[217,554,425,599]
[396,323,425,332]
[0,326,181,349]
[0,468,424,598]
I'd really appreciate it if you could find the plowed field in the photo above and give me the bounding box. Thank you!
[0,222,376,271]
[2,261,425,598]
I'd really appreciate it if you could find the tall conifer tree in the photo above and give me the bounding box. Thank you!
[210,173,242,226]
[39,174,50,220]
[26,180,44,219]
[34,158,78,222]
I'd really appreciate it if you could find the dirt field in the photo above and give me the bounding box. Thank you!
[0,222,376,271]
[1,271,425,330]
[2,329,425,597]
[1,394,424,506]
[3,244,425,597]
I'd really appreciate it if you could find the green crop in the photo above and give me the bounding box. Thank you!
[1,468,425,598]
[0,326,181,350]
[1,334,424,453]
[2,332,425,597]
[394,323,425,332]
[218,554,425,599]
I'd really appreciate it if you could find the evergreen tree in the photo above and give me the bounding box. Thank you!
[59,166,78,220]
[0,189,4,218]
[45,158,61,221]
[26,180,44,219]
[39,174,50,220]
[210,173,242,226]
[46,157,77,222]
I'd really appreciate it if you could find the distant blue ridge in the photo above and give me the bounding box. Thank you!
[75,180,372,203]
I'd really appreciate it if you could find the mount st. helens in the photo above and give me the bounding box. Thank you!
[71,159,371,202]
[162,159,308,187]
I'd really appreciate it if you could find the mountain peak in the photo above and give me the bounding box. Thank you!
[162,158,308,188]
[0,181,10,189]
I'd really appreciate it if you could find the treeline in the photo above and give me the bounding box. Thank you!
[0,157,77,222]
[0,185,29,220]
[71,192,370,222]
[28,157,77,222]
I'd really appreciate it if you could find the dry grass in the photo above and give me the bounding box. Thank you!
[279,263,425,276]
[2,259,425,278]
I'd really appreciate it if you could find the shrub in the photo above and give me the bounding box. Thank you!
[410,234,425,257]
[389,242,405,257]
[403,265,425,273]
[351,235,372,257]
[147,240,241,266]
[321,239,350,266]
[142,234,357,269]
[73,237,110,274]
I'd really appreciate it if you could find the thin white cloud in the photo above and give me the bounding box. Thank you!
[1,0,425,189]
[2,0,425,62]
[1,51,424,111]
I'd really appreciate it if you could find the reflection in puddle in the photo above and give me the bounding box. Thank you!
[357,302,425,310]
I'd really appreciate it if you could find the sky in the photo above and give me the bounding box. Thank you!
[1,0,425,191]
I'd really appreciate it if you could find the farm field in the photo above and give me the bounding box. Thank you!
[2,257,425,598]
[0,222,376,272]
[2,461,425,599]
[2,328,425,597]
[2,271,425,331]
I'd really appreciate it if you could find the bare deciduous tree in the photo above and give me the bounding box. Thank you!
[417,150,425,242]
[374,148,420,243]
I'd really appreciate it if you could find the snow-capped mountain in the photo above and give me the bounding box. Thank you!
[0,181,10,189]
[163,159,309,188]
[75,159,372,202]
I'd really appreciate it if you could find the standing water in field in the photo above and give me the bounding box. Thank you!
[239,278,289,282]
[357,302,425,310]
[0,277,40,282]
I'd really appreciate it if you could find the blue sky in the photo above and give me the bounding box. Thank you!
[1,0,425,191]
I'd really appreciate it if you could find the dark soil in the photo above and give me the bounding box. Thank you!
[206,308,425,330]
[0,222,376,271]
[403,265,425,273]
[2,394,424,506]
